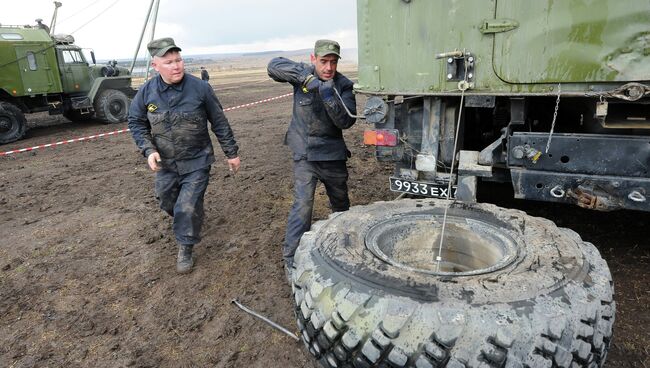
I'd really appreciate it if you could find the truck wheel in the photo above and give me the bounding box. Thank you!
[63,109,93,122]
[94,89,129,124]
[292,199,615,368]
[0,102,27,144]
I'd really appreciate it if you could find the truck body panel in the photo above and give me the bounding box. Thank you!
[356,0,650,95]
[0,27,63,96]
[494,0,650,83]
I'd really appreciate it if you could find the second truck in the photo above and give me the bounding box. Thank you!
[0,20,135,144]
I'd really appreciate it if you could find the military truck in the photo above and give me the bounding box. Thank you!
[290,1,638,367]
[0,22,134,144]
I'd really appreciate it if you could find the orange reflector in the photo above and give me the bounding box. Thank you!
[363,129,398,146]
[363,130,377,145]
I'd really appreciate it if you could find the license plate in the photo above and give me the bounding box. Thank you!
[389,177,457,199]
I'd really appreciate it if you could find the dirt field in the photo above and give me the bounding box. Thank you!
[0,67,648,368]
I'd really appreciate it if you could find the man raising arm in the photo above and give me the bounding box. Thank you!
[267,39,356,281]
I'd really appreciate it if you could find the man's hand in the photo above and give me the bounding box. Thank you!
[303,74,321,93]
[319,79,335,100]
[147,152,162,172]
[227,157,241,174]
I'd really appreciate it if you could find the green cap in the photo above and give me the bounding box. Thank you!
[147,37,182,57]
[314,39,341,58]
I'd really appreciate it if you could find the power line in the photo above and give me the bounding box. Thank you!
[69,0,123,35]
[57,0,106,26]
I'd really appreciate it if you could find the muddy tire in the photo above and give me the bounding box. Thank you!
[94,89,129,124]
[0,102,27,144]
[291,199,615,368]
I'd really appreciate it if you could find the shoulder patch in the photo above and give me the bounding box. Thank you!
[147,104,158,112]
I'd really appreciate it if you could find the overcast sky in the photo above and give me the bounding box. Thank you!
[2,0,358,60]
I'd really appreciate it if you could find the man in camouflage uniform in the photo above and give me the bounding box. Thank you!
[267,40,357,279]
[128,37,241,274]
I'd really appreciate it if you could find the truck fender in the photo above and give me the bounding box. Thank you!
[88,76,135,103]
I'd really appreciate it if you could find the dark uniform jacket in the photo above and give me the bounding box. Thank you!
[267,57,356,161]
[128,74,238,175]
[200,69,209,81]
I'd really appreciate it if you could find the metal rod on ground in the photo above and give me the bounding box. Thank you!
[231,299,299,341]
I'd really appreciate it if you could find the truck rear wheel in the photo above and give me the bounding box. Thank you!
[292,199,615,368]
[0,102,27,144]
[94,89,129,124]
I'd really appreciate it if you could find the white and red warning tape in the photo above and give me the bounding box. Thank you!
[0,92,292,156]
[223,92,292,112]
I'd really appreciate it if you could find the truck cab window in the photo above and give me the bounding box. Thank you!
[26,52,37,70]
[62,50,85,64]
[1,33,23,40]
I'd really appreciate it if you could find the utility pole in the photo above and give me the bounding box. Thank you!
[144,0,161,81]
[49,1,62,35]
[129,0,155,74]
[129,0,160,81]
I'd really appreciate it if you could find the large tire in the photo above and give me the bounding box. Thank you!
[292,199,615,368]
[94,89,129,124]
[0,102,27,144]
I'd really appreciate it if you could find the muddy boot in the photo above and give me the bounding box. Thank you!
[176,244,194,274]
[284,257,294,284]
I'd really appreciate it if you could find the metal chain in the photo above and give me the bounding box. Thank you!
[545,83,561,153]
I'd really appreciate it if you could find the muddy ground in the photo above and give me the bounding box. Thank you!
[0,68,648,368]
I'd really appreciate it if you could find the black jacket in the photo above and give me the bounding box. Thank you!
[267,57,356,161]
[128,74,238,175]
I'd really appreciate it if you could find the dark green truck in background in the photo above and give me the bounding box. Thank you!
[0,22,134,144]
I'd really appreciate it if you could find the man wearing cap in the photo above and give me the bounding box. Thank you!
[267,39,356,279]
[128,37,241,274]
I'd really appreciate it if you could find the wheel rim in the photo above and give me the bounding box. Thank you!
[0,115,15,135]
[108,99,125,117]
[365,214,518,276]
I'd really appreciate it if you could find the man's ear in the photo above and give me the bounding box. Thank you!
[310,54,316,63]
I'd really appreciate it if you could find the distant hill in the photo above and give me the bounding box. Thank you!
[105,48,358,71]
[121,48,358,76]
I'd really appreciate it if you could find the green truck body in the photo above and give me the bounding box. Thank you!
[0,27,63,96]
[357,0,648,94]
[356,0,650,211]
[0,24,134,144]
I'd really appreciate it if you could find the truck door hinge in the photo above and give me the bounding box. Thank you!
[480,19,519,34]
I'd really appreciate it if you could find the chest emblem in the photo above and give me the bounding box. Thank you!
[147,104,158,112]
